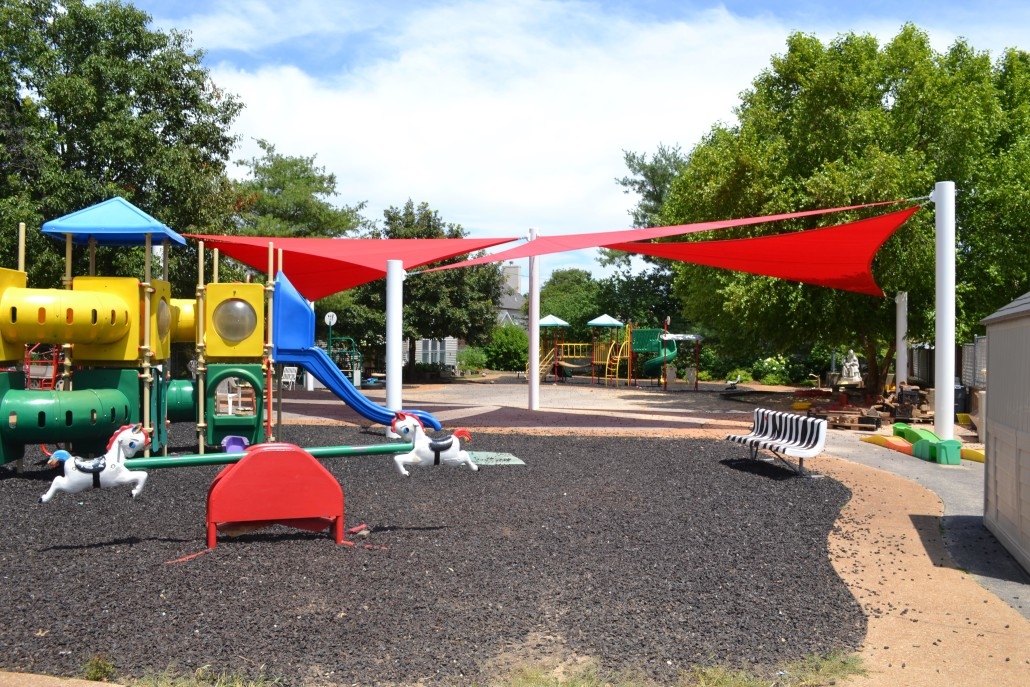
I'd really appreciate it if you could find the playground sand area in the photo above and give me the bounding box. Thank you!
[0,379,1027,686]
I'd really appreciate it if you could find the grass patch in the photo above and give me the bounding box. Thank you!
[495,651,864,687]
[126,651,864,687]
[129,665,284,686]
[82,654,118,682]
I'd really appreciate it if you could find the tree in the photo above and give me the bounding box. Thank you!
[656,25,1030,393]
[0,0,242,296]
[232,139,367,334]
[343,200,505,371]
[600,143,688,271]
[595,264,686,331]
[235,139,364,238]
[615,143,688,229]
[538,268,600,342]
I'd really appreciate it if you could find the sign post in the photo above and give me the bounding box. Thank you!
[324,311,337,362]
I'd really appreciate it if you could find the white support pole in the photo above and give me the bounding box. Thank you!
[934,181,956,440]
[895,292,908,386]
[528,228,540,411]
[386,259,404,417]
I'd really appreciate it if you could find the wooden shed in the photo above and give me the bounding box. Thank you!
[981,291,1030,574]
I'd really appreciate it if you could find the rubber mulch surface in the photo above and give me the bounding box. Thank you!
[0,424,864,686]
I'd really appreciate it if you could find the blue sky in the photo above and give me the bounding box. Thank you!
[128,1,1029,288]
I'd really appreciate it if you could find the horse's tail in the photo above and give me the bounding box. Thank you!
[453,428,472,442]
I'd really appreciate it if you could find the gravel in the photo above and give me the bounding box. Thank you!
[0,424,864,685]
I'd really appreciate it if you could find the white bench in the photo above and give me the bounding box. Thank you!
[725,408,827,476]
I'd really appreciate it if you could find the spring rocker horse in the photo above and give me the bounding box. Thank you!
[390,413,478,477]
[39,424,150,503]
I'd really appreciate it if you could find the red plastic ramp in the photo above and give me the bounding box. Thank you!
[206,442,344,549]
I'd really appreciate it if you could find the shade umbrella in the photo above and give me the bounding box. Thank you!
[539,314,570,327]
[587,314,623,327]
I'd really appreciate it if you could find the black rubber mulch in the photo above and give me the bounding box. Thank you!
[0,425,864,686]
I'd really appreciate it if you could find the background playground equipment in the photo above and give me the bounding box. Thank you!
[859,422,984,464]
[329,336,364,388]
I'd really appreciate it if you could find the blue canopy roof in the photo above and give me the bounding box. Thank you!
[41,197,185,246]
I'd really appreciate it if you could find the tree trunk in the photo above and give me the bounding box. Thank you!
[861,338,894,402]
[406,338,417,376]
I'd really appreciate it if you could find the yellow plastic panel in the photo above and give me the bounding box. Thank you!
[0,268,28,362]
[204,282,265,359]
[170,298,197,343]
[69,277,141,362]
[150,280,172,360]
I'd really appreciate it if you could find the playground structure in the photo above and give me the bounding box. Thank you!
[11,198,474,548]
[534,315,700,389]
[0,199,442,470]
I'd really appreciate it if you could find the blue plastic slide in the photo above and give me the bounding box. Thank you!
[272,272,442,430]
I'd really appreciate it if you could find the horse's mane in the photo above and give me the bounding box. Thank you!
[106,424,135,452]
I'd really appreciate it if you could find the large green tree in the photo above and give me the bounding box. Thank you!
[342,200,505,371]
[656,25,1030,392]
[235,139,364,239]
[538,268,600,342]
[232,139,367,329]
[0,0,241,295]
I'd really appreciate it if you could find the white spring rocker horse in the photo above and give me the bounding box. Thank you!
[390,412,478,477]
[39,424,150,503]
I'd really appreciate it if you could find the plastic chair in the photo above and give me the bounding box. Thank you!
[281,366,298,390]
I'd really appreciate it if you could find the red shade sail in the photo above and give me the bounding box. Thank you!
[425,199,907,272]
[606,206,922,297]
[186,235,518,300]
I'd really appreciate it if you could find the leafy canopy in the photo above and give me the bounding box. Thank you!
[653,24,1030,391]
[0,0,242,297]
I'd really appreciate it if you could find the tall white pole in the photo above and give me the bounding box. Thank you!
[934,181,956,440]
[386,259,404,416]
[895,291,908,386]
[528,228,540,411]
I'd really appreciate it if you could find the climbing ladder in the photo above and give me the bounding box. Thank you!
[604,324,634,386]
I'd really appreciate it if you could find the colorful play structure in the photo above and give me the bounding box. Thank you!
[6,198,467,548]
[860,422,985,464]
[536,314,700,389]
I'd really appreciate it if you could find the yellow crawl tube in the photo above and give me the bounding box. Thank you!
[0,287,131,345]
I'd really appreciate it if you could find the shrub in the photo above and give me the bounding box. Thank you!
[752,355,792,385]
[457,346,488,373]
[484,325,528,371]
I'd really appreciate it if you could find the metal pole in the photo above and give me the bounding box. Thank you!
[124,441,414,469]
[386,259,404,415]
[895,291,908,386]
[934,181,955,440]
[528,228,540,410]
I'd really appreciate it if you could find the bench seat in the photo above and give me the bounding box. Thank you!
[725,408,827,475]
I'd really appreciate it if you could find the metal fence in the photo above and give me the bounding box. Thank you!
[961,334,987,390]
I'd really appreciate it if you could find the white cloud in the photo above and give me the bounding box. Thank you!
[209,1,788,291]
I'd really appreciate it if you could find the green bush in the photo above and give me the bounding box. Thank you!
[457,346,487,372]
[485,325,528,371]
